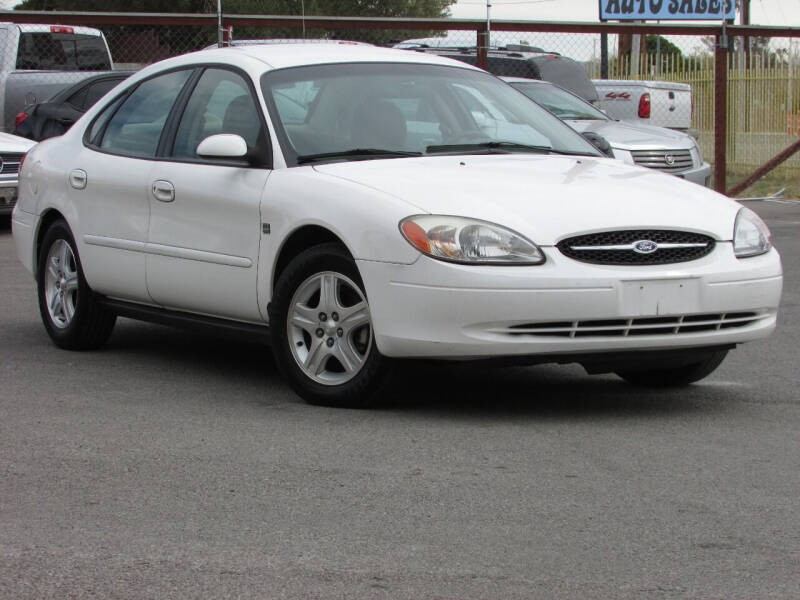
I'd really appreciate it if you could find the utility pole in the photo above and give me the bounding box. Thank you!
[217,0,223,48]
[741,0,750,67]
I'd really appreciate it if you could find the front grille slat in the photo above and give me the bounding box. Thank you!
[557,229,715,266]
[0,153,23,175]
[500,312,764,338]
[631,149,693,173]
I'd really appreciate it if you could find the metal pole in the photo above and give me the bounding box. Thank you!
[600,31,608,78]
[217,0,222,47]
[486,0,491,51]
[714,32,729,193]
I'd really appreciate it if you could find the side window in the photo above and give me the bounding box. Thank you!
[66,85,89,110]
[86,94,125,144]
[172,68,265,160]
[97,70,191,158]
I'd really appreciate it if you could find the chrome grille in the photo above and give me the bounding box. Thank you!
[497,312,765,338]
[557,230,715,265]
[0,153,23,175]
[631,149,693,173]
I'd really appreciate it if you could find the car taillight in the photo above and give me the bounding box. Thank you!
[638,93,651,119]
[15,112,28,128]
[50,25,74,34]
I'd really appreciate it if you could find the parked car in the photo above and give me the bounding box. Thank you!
[405,46,600,104]
[593,79,692,132]
[504,77,711,187]
[0,23,114,133]
[0,131,36,216]
[12,43,782,407]
[14,71,134,141]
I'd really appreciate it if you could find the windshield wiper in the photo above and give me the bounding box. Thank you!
[425,141,593,156]
[296,148,422,164]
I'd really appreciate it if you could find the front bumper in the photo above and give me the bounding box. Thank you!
[680,161,713,187]
[358,244,782,359]
[0,177,19,215]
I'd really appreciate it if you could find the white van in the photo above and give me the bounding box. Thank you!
[593,80,692,132]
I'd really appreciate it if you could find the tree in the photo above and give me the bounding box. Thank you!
[15,0,454,18]
[15,0,456,49]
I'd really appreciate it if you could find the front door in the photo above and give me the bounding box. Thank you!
[146,67,271,322]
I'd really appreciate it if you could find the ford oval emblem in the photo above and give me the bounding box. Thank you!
[633,240,659,254]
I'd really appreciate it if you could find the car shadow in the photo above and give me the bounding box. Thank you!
[102,319,736,421]
[377,361,736,421]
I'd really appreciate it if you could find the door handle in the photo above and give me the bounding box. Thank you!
[69,169,87,190]
[152,180,175,203]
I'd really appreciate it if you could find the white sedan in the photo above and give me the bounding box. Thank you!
[12,43,782,407]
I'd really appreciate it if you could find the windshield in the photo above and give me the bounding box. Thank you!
[261,63,600,165]
[510,81,608,121]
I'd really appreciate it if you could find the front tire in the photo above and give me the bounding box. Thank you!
[615,350,728,387]
[269,243,392,408]
[37,219,116,350]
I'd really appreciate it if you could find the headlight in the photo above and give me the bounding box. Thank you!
[734,207,772,258]
[399,215,545,265]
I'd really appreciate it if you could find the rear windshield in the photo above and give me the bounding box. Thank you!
[531,57,599,104]
[16,32,111,71]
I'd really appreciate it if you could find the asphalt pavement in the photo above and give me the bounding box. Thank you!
[1,201,798,599]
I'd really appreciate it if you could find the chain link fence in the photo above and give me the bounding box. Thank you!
[1,13,799,192]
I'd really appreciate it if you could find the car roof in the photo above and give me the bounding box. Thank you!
[150,42,485,73]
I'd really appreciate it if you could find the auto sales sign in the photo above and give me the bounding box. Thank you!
[599,0,735,20]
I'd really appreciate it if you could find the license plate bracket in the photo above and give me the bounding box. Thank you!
[620,279,700,316]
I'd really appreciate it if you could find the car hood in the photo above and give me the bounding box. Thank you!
[565,119,694,150]
[0,131,36,153]
[313,155,738,245]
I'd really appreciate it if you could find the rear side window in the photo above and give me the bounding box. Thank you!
[16,32,111,71]
[97,70,191,158]
[85,79,122,108]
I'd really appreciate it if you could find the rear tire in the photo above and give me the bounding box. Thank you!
[615,350,728,387]
[269,243,392,408]
[37,219,116,350]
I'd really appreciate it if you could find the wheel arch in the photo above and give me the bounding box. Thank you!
[34,208,68,278]
[272,225,354,294]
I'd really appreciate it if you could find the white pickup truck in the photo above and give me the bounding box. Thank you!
[0,23,114,132]
[593,80,692,132]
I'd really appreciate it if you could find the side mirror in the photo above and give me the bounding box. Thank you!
[581,132,614,158]
[196,134,248,159]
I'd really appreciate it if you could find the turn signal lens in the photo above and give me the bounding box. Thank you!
[399,215,545,265]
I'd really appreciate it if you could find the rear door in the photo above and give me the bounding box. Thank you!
[72,68,193,302]
[146,66,271,322]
